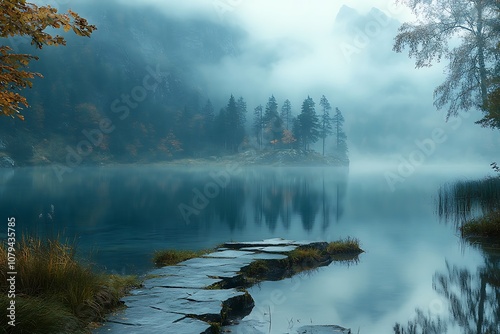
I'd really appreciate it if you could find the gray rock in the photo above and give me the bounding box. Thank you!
[240,252,288,260]
[241,245,298,253]
[95,309,211,334]
[95,238,349,334]
[205,249,257,258]
[142,273,221,289]
[295,325,351,333]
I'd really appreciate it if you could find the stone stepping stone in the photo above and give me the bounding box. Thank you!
[225,238,297,247]
[95,314,211,334]
[142,274,221,289]
[148,261,245,278]
[240,252,288,260]
[204,249,256,258]
[295,325,352,333]
[179,256,254,268]
[241,245,298,253]
[95,238,359,334]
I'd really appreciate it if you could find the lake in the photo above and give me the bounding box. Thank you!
[1,164,498,333]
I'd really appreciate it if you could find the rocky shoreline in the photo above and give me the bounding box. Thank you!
[95,238,361,334]
[0,147,349,169]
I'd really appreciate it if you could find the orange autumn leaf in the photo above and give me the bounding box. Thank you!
[0,0,96,119]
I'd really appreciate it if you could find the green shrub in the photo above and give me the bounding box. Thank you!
[152,249,208,266]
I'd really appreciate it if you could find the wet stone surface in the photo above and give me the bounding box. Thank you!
[95,238,356,334]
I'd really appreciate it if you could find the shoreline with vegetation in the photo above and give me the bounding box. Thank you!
[1,235,361,333]
[438,176,500,241]
[0,148,349,169]
[0,236,140,333]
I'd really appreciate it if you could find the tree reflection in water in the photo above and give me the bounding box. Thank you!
[394,242,500,334]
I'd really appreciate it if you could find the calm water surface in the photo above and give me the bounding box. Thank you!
[0,165,498,333]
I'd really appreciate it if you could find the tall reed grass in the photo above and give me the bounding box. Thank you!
[437,176,500,225]
[438,176,500,238]
[0,235,139,333]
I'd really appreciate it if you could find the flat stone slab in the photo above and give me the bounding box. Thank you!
[220,323,351,334]
[225,238,298,247]
[179,256,254,268]
[240,252,288,260]
[241,245,298,253]
[185,288,247,303]
[204,249,256,258]
[295,325,352,333]
[142,274,221,289]
[96,238,357,334]
[95,316,212,334]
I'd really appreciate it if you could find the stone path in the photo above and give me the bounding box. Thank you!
[95,238,356,334]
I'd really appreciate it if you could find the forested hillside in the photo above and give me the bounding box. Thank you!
[0,1,348,167]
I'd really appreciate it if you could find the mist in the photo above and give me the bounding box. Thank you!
[2,2,500,333]
[71,0,499,167]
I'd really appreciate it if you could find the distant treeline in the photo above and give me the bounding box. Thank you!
[182,94,349,160]
[0,91,349,164]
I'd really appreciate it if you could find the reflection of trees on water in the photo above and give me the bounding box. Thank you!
[250,168,348,232]
[209,179,246,231]
[394,244,500,334]
[413,178,500,333]
[0,167,348,237]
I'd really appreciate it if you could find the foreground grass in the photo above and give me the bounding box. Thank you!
[326,237,361,254]
[438,176,500,240]
[153,249,209,266]
[0,236,140,333]
[242,238,362,283]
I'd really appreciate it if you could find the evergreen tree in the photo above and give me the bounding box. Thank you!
[235,96,247,151]
[178,106,195,153]
[291,116,302,150]
[332,107,348,163]
[201,99,215,125]
[214,108,228,149]
[319,95,333,156]
[220,95,246,152]
[201,99,215,143]
[236,96,247,132]
[280,99,293,130]
[297,96,320,151]
[253,105,264,150]
[226,95,239,151]
[263,95,283,147]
